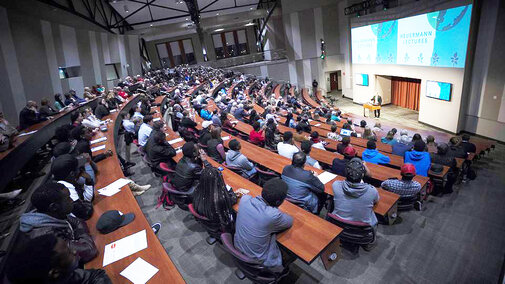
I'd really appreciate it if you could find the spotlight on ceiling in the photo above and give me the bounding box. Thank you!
[150,24,153,27]
[175,0,184,4]
[124,5,129,12]
[214,28,224,32]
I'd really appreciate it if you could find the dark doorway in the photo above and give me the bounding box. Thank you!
[329,71,341,91]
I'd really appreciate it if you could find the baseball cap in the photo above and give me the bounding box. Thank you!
[343,146,357,157]
[202,121,212,129]
[401,163,416,176]
[96,210,135,234]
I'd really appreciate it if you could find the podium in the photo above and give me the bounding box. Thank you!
[363,103,381,117]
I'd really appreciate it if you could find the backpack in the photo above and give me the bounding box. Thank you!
[156,176,175,210]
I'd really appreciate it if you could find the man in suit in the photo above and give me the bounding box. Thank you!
[371,93,382,118]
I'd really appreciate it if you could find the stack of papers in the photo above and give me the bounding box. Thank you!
[120,258,159,284]
[103,230,148,266]
[91,145,106,152]
[317,171,337,184]
[91,137,107,144]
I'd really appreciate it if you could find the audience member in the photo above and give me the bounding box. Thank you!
[392,134,412,157]
[327,125,342,141]
[198,121,213,146]
[234,178,294,270]
[277,131,299,159]
[405,140,431,177]
[39,98,58,118]
[461,134,476,153]
[336,136,351,155]
[249,121,265,146]
[381,131,397,145]
[362,140,391,165]
[138,115,154,146]
[19,101,47,130]
[172,142,211,192]
[206,127,226,163]
[331,146,357,176]
[381,163,421,197]
[282,152,325,214]
[226,139,257,177]
[300,140,321,169]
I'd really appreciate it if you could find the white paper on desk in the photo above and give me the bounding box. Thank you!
[98,187,121,197]
[176,149,182,154]
[153,117,161,122]
[120,257,159,284]
[317,171,337,185]
[91,144,106,152]
[91,137,107,144]
[101,178,131,191]
[103,230,148,267]
[110,109,117,113]
[231,121,239,124]
[168,137,183,144]
[314,123,321,127]
[18,130,37,137]
[222,136,231,141]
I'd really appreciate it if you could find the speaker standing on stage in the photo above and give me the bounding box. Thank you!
[371,93,382,118]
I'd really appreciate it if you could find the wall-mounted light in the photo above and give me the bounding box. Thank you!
[214,28,224,32]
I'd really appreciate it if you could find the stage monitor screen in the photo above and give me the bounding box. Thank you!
[426,80,452,101]
[351,4,472,68]
[355,74,369,86]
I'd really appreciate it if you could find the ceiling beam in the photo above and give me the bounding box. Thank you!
[199,0,220,12]
[127,0,188,13]
[112,0,157,27]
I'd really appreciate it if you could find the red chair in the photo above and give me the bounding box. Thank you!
[188,204,222,245]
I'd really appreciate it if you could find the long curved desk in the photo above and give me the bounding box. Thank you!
[84,95,184,283]
[0,99,98,192]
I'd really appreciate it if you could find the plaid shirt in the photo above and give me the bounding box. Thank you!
[381,179,421,197]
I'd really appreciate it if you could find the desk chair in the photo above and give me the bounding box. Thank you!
[325,213,375,254]
[398,195,422,211]
[161,182,194,210]
[188,204,221,245]
[220,233,289,283]
[179,126,199,142]
[255,167,279,186]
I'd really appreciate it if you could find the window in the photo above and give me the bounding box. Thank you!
[58,66,81,79]
[156,38,197,68]
[105,63,120,81]
[212,29,249,59]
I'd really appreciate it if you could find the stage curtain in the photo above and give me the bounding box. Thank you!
[391,77,421,111]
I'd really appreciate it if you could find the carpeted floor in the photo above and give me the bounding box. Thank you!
[118,133,505,283]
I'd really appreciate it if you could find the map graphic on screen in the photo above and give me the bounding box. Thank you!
[426,80,452,101]
[351,5,472,68]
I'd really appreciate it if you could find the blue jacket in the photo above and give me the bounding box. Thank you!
[200,109,212,120]
[281,165,324,213]
[392,142,412,157]
[234,195,293,267]
[405,150,431,177]
[381,137,397,146]
[362,149,391,165]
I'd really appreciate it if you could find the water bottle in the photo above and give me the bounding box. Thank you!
[217,167,224,171]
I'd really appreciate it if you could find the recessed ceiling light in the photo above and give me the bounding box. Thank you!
[250,7,253,10]
[150,24,153,27]
[185,17,188,20]
[215,28,224,32]
[216,13,219,15]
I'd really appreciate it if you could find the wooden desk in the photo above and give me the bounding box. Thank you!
[84,95,185,283]
[301,88,321,109]
[163,97,343,268]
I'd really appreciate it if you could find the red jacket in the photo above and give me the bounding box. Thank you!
[249,130,265,144]
[118,91,128,99]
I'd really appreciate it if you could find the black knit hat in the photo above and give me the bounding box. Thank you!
[345,157,365,182]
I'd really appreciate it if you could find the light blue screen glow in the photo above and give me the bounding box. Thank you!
[426,80,452,101]
[351,5,472,68]
[355,74,369,86]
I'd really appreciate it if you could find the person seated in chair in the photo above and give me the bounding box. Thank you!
[200,104,213,121]
[249,121,265,146]
[172,142,211,192]
[39,98,59,118]
[460,134,476,154]
[206,127,226,163]
[293,124,308,142]
[332,146,357,176]
[234,178,294,271]
[300,140,321,169]
[381,131,397,146]
[281,152,325,214]
[264,118,280,150]
[331,157,379,230]
[430,143,458,193]
[6,234,109,284]
[405,140,431,177]
[138,115,154,147]
[19,100,47,130]
[17,182,98,264]
[147,131,177,170]
[362,140,391,165]
[226,139,257,178]
[448,136,468,159]
[193,167,237,234]
[277,131,299,160]
[392,134,413,157]
[94,98,110,120]
[198,121,213,147]
[381,163,421,197]
[336,136,351,155]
